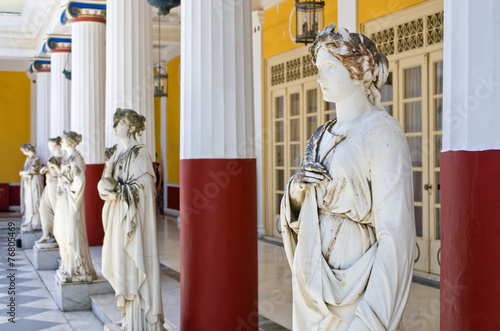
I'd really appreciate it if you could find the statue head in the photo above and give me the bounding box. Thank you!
[48,136,62,153]
[20,143,35,155]
[309,23,389,110]
[113,108,146,139]
[62,131,82,148]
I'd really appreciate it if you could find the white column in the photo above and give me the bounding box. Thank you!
[160,95,167,212]
[69,17,106,164]
[181,1,254,159]
[443,0,500,151]
[252,10,265,238]
[338,0,358,32]
[46,36,72,138]
[37,72,51,162]
[106,0,155,153]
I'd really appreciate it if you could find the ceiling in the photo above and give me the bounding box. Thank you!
[0,0,280,72]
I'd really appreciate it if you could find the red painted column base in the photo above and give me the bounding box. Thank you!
[440,150,500,330]
[85,163,105,246]
[180,159,258,331]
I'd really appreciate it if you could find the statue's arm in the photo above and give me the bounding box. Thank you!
[350,127,415,331]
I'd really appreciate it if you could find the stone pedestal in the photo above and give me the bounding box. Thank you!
[55,273,114,312]
[33,243,60,270]
[20,229,42,249]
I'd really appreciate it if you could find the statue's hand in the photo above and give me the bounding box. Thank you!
[40,166,48,175]
[105,144,118,162]
[294,162,331,190]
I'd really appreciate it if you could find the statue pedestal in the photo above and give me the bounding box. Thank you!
[55,273,114,311]
[33,243,60,270]
[20,229,42,249]
[104,323,121,331]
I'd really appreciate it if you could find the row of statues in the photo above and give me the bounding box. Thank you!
[19,108,164,330]
[19,24,415,330]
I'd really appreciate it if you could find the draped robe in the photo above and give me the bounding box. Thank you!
[20,154,44,230]
[101,144,164,331]
[281,111,416,331]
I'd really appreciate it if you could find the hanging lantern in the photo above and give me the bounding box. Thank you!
[295,0,325,44]
[154,65,168,98]
[146,0,180,15]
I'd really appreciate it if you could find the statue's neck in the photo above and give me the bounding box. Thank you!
[334,88,377,131]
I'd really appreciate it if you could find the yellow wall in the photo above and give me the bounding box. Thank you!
[0,71,31,182]
[263,0,338,59]
[166,56,180,185]
[358,0,429,24]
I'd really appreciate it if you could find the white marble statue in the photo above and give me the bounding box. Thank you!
[98,108,164,331]
[19,143,45,231]
[52,131,97,282]
[281,24,416,331]
[36,137,63,246]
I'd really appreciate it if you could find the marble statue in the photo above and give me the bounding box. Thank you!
[98,108,164,330]
[52,131,97,282]
[36,137,63,247]
[19,143,44,231]
[280,24,416,331]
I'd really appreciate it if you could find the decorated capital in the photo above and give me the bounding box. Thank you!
[30,58,51,73]
[44,35,72,53]
[62,1,106,25]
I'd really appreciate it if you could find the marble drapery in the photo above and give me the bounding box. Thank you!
[20,154,44,230]
[37,156,63,244]
[101,144,164,330]
[53,151,96,282]
[281,112,415,330]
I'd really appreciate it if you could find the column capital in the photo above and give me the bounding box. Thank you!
[30,58,51,73]
[44,35,72,53]
[62,1,106,25]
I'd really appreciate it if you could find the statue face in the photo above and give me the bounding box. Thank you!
[113,119,130,139]
[48,141,57,153]
[61,137,71,151]
[316,48,357,103]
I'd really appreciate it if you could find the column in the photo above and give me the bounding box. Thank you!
[441,0,500,329]
[64,1,107,246]
[180,1,257,330]
[31,59,51,163]
[337,0,358,32]
[105,0,155,153]
[45,36,71,138]
[252,10,265,238]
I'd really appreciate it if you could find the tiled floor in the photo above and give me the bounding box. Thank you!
[0,215,440,330]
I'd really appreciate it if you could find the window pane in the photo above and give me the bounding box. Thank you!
[290,119,300,142]
[275,96,284,118]
[435,134,442,167]
[384,105,393,116]
[435,61,444,95]
[415,206,423,237]
[306,116,318,139]
[380,72,393,102]
[325,112,336,122]
[275,120,284,142]
[275,145,284,166]
[405,101,422,132]
[435,172,441,204]
[435,98,443,131]
[404,66,422,98]
[291,144,301,167]
[290,93,300,116]
[306,89,317,114]
[276,193,283,214]
[407,136,422,167]
[325,101,336,111]
[413,171,422,202]
[276,169,284,191]
[436,208,441,240]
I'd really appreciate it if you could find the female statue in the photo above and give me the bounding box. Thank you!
[19,143,44,231]
[36,137,63,245]
[281,24,415,331]
[53,131,96,282]
[98,108,164,330]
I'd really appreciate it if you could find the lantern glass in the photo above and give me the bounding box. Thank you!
[154,65,168,97]
[296,1,325,44]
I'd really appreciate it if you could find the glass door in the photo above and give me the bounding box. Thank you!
[271,89,286,238]
[398,55,430,272]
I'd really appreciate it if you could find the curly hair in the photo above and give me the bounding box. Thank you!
[113,108,146,139]
[48,136,62,146]
[20,143,36,153]
[309,23,389,111]
[63,131,82,147]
